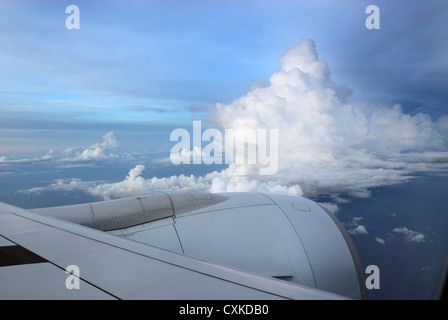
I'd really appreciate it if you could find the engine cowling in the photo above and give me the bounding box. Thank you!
[33,192,366,299]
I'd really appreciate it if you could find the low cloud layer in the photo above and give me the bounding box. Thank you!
[370,226,428,245]
[25,178,98,195]
[345,217,368,235]
[1,131,118,164]
[0,150,54,164]
[392,226,426,244]
[87,164,302,200]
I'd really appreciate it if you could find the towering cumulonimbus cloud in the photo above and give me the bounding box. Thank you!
[38,38,448,205]
[208,38,448,200]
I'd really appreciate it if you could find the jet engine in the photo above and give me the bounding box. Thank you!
[33,192,366,299]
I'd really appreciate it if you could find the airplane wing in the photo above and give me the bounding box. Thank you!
[0,201,348,300]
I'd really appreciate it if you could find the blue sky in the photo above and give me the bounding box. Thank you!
[1,1,447,154]
[1,1,448,299]
[1,0,448,184]
[1,0,447,203]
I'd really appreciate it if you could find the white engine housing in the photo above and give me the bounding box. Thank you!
[33,192,366,299]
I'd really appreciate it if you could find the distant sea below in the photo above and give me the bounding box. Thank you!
[327,174,448,300]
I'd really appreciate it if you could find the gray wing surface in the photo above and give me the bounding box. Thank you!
[0,202,345,300]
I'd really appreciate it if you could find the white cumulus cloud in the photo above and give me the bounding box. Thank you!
[87,164,302,200]
[348,225,368,235]
[392,226,426,243]
[210,38,448,200]
[64,131,118,161]
[345,216,368,236]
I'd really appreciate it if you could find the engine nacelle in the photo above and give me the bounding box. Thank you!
[33,192,366,299]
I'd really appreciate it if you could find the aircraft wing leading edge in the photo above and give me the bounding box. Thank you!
[0,201,346,300]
